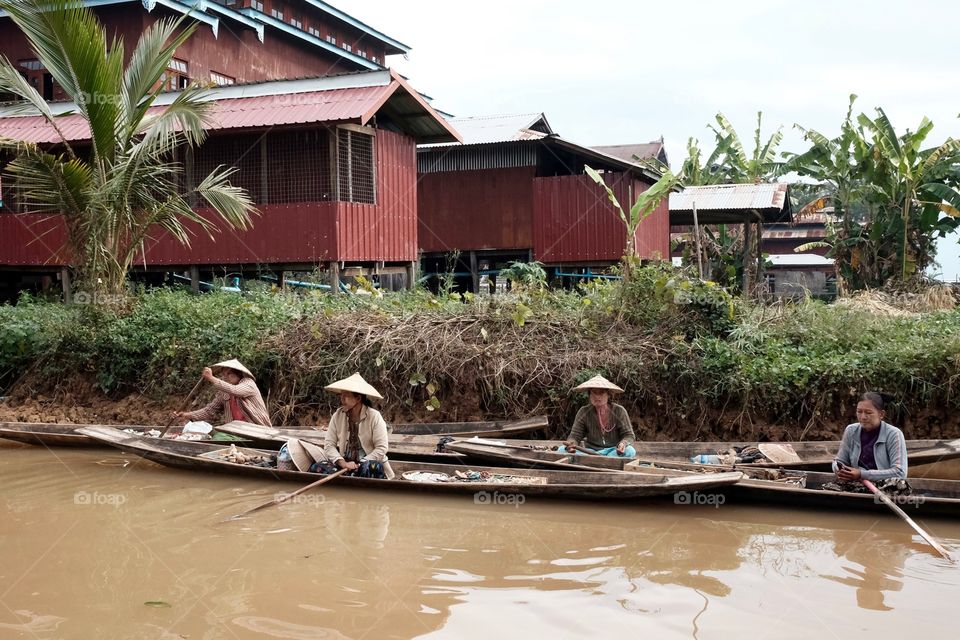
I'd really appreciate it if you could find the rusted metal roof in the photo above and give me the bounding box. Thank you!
[0,70,460,144]
[669,183,792,224]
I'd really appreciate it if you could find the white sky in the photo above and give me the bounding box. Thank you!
[349,0,960,279]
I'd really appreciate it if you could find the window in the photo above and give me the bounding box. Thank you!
[372,56,380,65]
[357,50,367,59]
[270,5,283,20]
[290,15,302,29]
[307,26,319,37]
[210,71,235,86]
[19,59,54,100]
[164,58,190,91]
[250,0,263,10]
[326,34,336,45]
[337,128,375,205]
[342,43,352,52]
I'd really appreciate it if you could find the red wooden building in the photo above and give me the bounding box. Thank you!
[0,0,409,102]
[0,70,460,295]
[416,114,670,289]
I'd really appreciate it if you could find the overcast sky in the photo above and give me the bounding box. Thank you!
[351,0,960,279]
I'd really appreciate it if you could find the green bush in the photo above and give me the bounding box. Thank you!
[0,273,957,436]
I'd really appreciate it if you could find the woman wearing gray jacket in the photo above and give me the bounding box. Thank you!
[833,392,908,482]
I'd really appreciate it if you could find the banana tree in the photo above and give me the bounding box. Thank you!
[707,112,785,184]
[857,108,960,280]
[0,0,256,296]
[585,165,679,282]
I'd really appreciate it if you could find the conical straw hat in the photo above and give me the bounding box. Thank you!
[285,439,313,472]
[573,375,624,393]
[212,359,254,380]
[324,372,383,400]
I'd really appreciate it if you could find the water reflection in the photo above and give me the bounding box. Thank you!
[2,447,959,639]
[823,529,908,611]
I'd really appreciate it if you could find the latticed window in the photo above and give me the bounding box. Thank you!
[190,130,333,205]
[336,128,375,205]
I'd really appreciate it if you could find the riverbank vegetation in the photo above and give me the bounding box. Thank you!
[1,267,957,440]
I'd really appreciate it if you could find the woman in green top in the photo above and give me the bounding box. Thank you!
[559,375,637,457]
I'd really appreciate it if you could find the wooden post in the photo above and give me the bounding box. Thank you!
[329,261,341,294]
[692,201,704,279]
[60,266,72,304]
[756,219,764,292]
[742,221,752,296]
[277,269,286,291]
[189,265,200,295]
[405,260,417,290]
[469,251,479,293]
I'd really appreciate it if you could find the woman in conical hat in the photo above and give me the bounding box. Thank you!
[320,373,394,479]
[175,359,272,427]
[559,375,636,458]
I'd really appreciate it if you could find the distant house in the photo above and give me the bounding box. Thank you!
[762,211,835,298]
[417,114,670,291]
[593,139,669,167]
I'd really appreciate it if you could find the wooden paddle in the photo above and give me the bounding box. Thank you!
[226,468,349,521]
[862,478,954,561]
[158,377,204,439]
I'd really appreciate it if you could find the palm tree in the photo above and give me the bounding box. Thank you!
[0,0,256,296]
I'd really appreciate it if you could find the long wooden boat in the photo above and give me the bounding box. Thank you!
[207,422,465,462]
[627,438,960,470]
[627,460,960,518]
[1,415,547,449]
[74,426,744,501]
[391,416,548,438]
[446,437,960,472]
[444,440,960,516]
[0,421,244,447]
[223,416,550,439]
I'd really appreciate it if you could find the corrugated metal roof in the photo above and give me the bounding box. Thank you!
[768,254,834,267]
[0,70,460,144]
[670,183,789,212]
[432,113,553,145]
[763,228,827,240]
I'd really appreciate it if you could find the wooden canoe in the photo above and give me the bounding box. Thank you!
[447,437,960,472]
[222,416,550,440]
[389,415,548,437]
[0,421,243,447]
[209,421,464,462]
[623,460,960,517]
[74,426,744,501]
[445,440,960,516]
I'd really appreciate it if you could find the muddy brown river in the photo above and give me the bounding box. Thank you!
[1,443,958,639]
